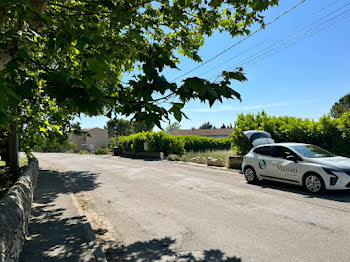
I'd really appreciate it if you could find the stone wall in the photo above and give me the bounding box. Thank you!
[0,158,39,262]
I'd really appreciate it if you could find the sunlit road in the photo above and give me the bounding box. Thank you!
[35,153,350,262]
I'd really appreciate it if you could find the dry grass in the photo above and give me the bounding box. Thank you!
[185,150,236,160]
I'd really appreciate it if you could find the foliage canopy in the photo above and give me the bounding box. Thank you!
[0,0,278,158]
[330,93,350,118]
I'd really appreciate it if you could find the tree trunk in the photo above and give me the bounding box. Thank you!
[8,123,19,174]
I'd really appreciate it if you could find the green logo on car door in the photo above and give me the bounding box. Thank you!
[259,160,266,170]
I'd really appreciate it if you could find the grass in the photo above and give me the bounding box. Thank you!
[0,158,28,167]
[185,150,236,160]
[0,158,29,199]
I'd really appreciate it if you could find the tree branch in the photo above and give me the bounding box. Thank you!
[0,1,49,70]
[0,6,9,32]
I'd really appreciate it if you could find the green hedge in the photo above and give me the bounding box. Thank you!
[118,131,185,155]
[93,147,109,155]
[118,131,232,155]
[178,135,231,152]
[231,111,350,156]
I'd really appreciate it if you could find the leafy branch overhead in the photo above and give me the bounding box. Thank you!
[0,0,278,133]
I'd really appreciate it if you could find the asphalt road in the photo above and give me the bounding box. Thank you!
[35,153,350,262]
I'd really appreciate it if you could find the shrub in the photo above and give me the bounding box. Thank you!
[93,147,109,155]
[78,150,88,154]
[118,131,185,155]
[178,135,231,152]
[109,137,115,149]
[231,111,350,157]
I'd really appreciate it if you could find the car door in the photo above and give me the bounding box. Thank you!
[253,146,273,178]
[268,146,301,183]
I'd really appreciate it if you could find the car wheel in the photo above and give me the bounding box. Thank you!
[244,166,258,184]
[304,173,325,194]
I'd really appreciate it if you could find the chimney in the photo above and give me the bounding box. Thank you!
[191,128,195,135]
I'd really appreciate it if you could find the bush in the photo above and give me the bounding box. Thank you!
[118,131,185,155]
[93,147,109,155]
[34,137,77,153]
[118,131,232,155]
[109,137,116,149]
[78,150,88,154]
[231,111,350,157]
[178,136,231,152]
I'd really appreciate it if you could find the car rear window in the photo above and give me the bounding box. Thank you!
[250,132,271,142]
[254,146,271,156]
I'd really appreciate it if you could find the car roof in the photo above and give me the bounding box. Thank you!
[255,142,308,148]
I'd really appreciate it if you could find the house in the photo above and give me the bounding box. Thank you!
[168,128,233,139]
[69,127,109,151]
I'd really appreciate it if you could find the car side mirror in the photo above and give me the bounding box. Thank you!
[286,155,297,163]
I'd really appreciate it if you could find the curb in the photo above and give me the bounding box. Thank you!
[165,159,242,173]
[70,193,107,262]
[36,159,108,262]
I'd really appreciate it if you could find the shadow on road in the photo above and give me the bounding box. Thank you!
[102,236,241,262]
[20,169,101,261]
[20,207,93,262]
[256,180,350,203]
[36,169,101,204]
[103,155,161,162]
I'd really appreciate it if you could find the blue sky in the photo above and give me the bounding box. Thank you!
[79,0,350,130]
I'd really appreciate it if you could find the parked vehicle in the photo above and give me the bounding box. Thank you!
[242,130,350,193]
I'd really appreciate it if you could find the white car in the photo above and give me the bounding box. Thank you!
[242,130,350,193]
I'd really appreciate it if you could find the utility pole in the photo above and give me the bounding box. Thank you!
[114,118,118,147]
[113,116,121,156]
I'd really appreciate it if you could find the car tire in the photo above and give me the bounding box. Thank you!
[303,173,326,194]
[244,166,258,184]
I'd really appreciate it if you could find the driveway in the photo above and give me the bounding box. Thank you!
[34,153,350,262]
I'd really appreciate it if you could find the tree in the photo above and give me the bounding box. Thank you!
[331,93,350,118]
[133,121,155,134]
[0,0,278,172]
[199,122,215,129]
[220,124,226,129]
[0,130,9,164]
[106,119,154,137]
[165,122,181,132]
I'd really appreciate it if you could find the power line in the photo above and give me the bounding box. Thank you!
[208,10,350,81]
[206,2,350,81]
[171,0,307,82]
[197,0,344,79]
[226,6,350,76]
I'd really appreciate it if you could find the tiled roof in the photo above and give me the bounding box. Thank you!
[82,127,107,131]
[169,128,233,137]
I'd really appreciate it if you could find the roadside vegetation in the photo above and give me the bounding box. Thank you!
[117,132,231,156]
[115,110,350,159]
[231,111,350,156]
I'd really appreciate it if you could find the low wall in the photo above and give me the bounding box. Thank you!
[226,156,243,169]
[0,158,39,262]
[121,151,164,160]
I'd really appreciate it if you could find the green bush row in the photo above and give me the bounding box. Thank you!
[118,131,185,155]
[178,135,231,152]
[117,131,232,155]
[93,147,109,155]
[231,111,350,156]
